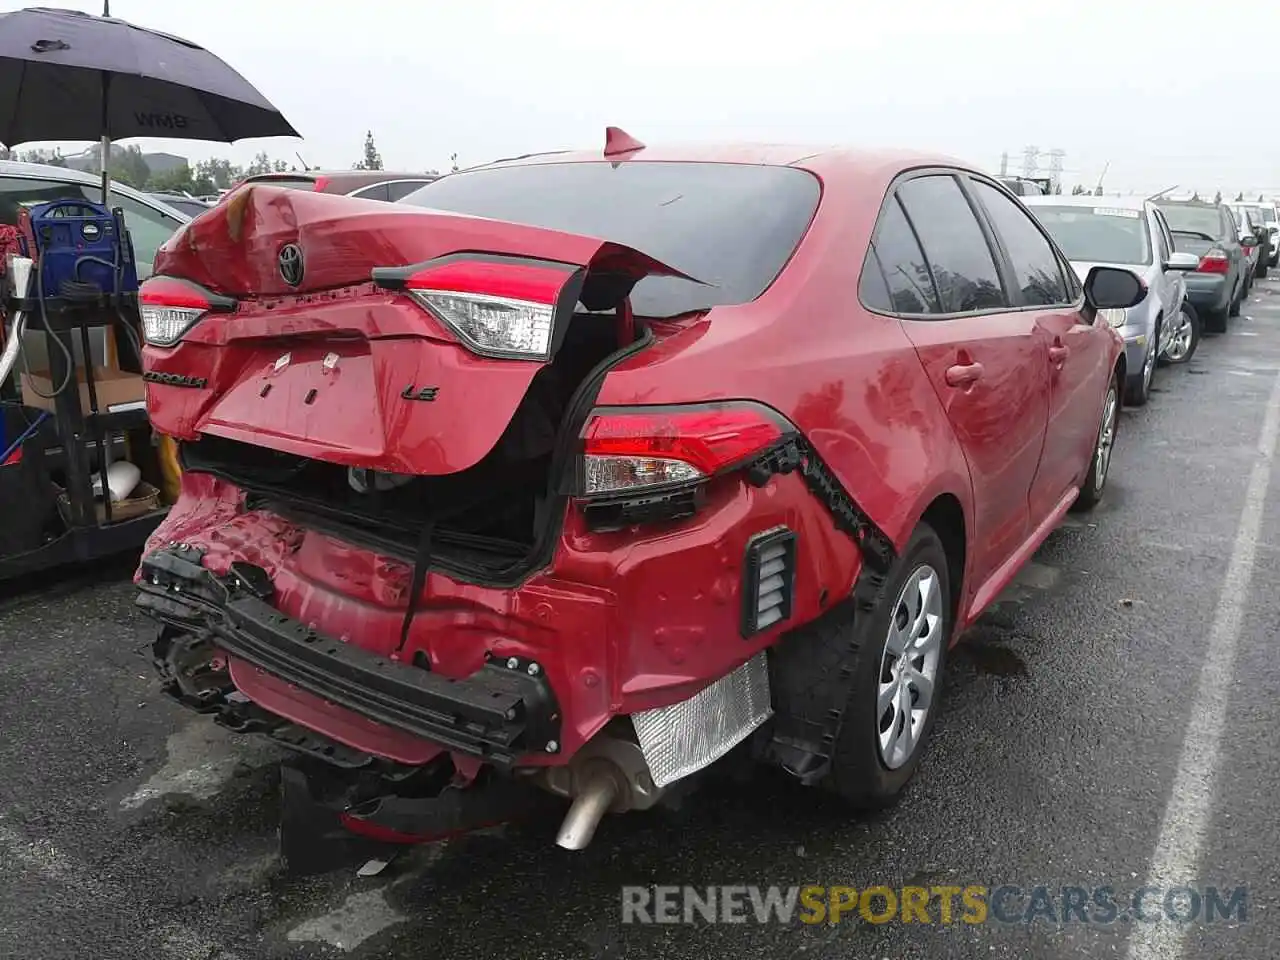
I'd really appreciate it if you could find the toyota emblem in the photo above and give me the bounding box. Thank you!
[278,243,304,287]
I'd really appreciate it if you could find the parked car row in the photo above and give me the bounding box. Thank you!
[1017,193,1271,408]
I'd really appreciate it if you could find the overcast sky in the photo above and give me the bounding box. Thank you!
[13,0,1280,195]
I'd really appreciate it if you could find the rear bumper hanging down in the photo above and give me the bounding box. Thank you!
[135,544,562,767]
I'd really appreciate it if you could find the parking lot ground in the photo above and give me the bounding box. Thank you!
[3,282,1280,959]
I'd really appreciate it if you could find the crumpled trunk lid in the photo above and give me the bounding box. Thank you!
[145,186,691,476]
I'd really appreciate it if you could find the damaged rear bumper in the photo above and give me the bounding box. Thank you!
[136,544,562,768]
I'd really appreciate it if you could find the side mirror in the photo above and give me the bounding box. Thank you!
[1084,266,1146,310]
[1242,235,1258,246]
[1163,252,1201,272]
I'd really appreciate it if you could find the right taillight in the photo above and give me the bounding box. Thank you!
[139,276,236,345]
[580,403,789,496]
[1196,248,1231,274]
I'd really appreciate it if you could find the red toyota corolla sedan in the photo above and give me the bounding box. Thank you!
[134,133,1138,859]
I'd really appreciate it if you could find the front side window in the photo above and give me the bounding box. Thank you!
[897,175,1007,313]
[970,181,1070,305]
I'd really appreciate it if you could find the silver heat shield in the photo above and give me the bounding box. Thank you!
[630,652,773,788]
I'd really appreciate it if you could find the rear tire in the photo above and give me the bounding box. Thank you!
[1074,371,1120,512]
[817,523,952,810]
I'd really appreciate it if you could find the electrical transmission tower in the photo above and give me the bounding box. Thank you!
[1022,145,1039,179]
[1047,149,1065,193]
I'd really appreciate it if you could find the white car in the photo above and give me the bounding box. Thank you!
[1024,194,1200,403]
[0,159,191,368]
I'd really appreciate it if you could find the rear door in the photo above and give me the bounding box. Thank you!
[967,178,1110,518]
[885,173,1050,589]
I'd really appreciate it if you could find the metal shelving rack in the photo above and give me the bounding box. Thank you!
[0,291,165,580]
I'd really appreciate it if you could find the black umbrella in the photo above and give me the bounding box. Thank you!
[0,5,298,196]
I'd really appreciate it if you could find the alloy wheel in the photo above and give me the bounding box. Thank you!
[877,564,944,770]
[1165,308,1195,362]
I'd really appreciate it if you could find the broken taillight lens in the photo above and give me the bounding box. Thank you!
[139,276,234,345]
[580,404,787,496]
[399,260,579,361]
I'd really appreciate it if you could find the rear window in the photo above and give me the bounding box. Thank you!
[1159,204,1229,241]
[399,161,821,318]
[1027,205,1151,265]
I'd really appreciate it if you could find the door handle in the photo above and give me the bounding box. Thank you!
[1049,345,1070,363]
[944,362,984,387]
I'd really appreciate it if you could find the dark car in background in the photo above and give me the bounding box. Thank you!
[148,191,213,218]
[234,169,440,202]
[1155,199,1248,332]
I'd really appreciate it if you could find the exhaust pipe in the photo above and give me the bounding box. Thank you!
[0,257,34,388]
[555,767,620,851]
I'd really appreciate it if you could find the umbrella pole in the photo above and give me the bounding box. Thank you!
[100,71,111,202]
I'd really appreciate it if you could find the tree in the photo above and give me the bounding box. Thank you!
[354,131,383,171]
[245,151,273,176]
[1214,191,1223,204]
[15,147,67,167]
[193,157,244,190]
[1071,184,1087,195]
[1093,186,1104,196]
[113,145,151,188]
[1235,192,1244,202]
[1260,194,1266,202]
[149,165,196,194]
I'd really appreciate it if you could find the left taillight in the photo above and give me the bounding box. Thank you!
[139,276,236,346]
[374,258,584,362]
[580,403,790,497]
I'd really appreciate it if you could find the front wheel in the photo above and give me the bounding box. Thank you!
[821,523,952,809]
[1160,303,1200,365]
[1126,326,1157,406]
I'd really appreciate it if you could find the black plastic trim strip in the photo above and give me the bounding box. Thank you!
[135,546,562,767]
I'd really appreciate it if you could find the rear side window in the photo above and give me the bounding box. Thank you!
[350,182,391,202]
[898,176,1007,313]
[865,197,938,313]
[387,179,433,201]
[970,181,1070,305]
[399,161,820,318]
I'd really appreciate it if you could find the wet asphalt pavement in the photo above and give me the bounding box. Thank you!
[3,282,1280,960]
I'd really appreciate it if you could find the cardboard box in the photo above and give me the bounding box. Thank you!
[20,366,146,417]
[56,480,161,526]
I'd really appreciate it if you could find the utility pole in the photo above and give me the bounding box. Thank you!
[1000,152,1009,177]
